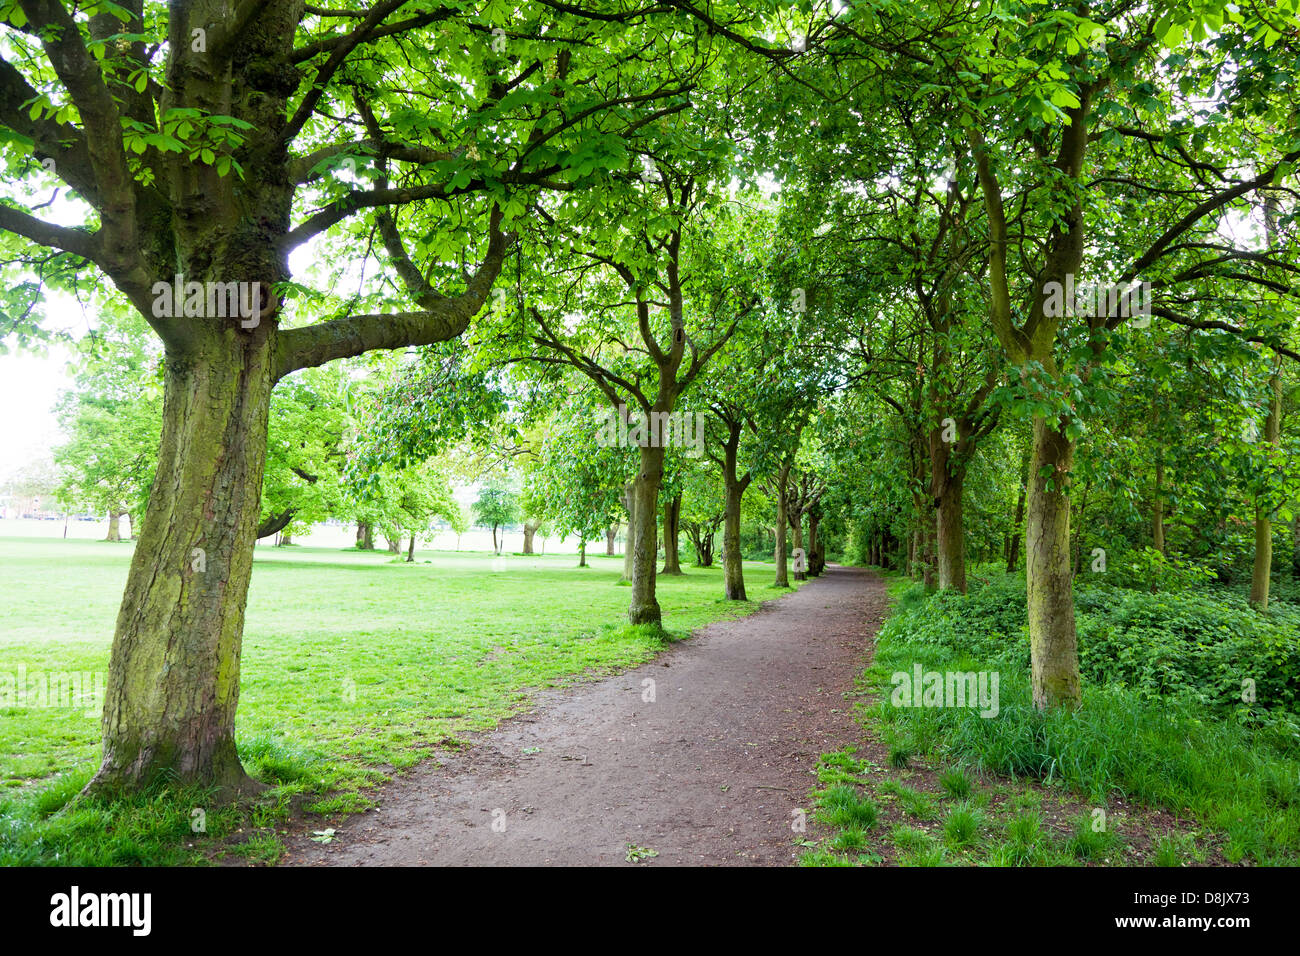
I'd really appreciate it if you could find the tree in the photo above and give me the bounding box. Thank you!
[473,482,519,555]
[0,2,715,795]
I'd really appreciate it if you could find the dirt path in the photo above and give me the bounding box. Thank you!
[283,565,890,866]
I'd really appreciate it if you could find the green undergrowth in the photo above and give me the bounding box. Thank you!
[803,573,1300,866]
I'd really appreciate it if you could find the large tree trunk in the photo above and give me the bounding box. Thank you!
[720,421,750,600]
[931,435,968,593]
[522,518,540,554]
[1026,416,1081,710]
[773,463,791,587]
[87,329,276,799]
[386,535,401,554]
[722,485,746,600]
[356,522,374,550]
[605,523,617,556]
[1250,368,1282,609]
[629,446,664,625]
[106,510,123,542]
[790,510,806,581]
[661,493,682,575]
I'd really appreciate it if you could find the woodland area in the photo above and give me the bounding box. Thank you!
[0,0,1297,870]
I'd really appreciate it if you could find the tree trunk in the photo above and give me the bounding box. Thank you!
[629,446,664,625]
[661,493,682,575]
[87,329,275,799]
[720,420,751,600]
[278,531,292,546]
[106,510,122,542]
[773,463,791,587]
[407,534,415,563]
[605,524,617,556]
[1026,416,1081,710]
[522,519,540,555]
[578,540,587,567]
[1152,459,1166,555]
[931,435,968,593]
[386,536,401,554]
[1250,368,1282,609]
[356,522,374,550]
[790,510,806,581]
[922,509,937,592]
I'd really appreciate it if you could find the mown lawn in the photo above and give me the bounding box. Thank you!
[0,536,793,863]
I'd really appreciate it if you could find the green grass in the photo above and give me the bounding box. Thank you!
[0,536,795,864]
[864,577,1300,865]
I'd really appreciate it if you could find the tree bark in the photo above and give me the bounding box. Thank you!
[790,510,806,581]
[661,493,682,575]
[407,534,416,563]
[629,445,664,625]
[1152,459,1166,555]
[87,328,275,798]
[578,540,587,567]
[1249,367,1282,609]
[522,518,541,554]
[773,462,791,587]
[931,433,968,593]
[605,523,617,556]
[386,536,401,554]
[106,510,122,542]
[356,522,374,550]
[1026,416,1081,710]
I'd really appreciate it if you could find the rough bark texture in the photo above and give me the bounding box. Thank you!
[1152,459,1166,555]
[773,463,791,588]
[89,327,276,798]
[1026,416,1081,710]
[790,512,805,581]
[629,446,664,625]
[930,434,968,593]
[719,419,751,600]
[357,522,374,550]
[522,518,541,555]
[661,493,682,575]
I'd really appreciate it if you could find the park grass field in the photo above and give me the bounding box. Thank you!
[0,535,795,863]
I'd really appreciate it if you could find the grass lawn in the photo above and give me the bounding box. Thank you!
[0,535,795,863]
